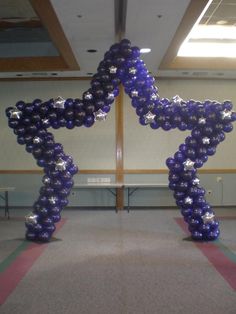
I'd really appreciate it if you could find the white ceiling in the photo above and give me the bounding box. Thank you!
[51,0,191,77]
[1,0,236,79]
[51,0,115,75]
[125,0,190,75]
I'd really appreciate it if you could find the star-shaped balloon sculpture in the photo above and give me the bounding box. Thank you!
[184,197,193,205]
[198,117,206,125]
[202,137,210,145]
[25,213,38,225]
[55,158,67,171]
[131,90,139,97]
[129,67,137,74]
[192,178,200,186]
[221,110,232,120]
[94,109,107,121]
[144,111,156,124]
[33,136,42,144]
[202,212,215,224]
[49,196,58,205]
[10,109,22,119]
[109,66,117,74]
[183,159,195,171]
[53,96,66,109]
[5,38,236,242]
[172,95,183,104]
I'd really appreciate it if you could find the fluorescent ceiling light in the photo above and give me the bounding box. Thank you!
[176,0,236,58]
[178,25,236,58]
[140,48,151,53]
[178,42,236,58]
[190,25,236,40]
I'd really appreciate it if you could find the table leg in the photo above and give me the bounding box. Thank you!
[5,191,10,219]
[127,188,130,213]
[127,188,139,213]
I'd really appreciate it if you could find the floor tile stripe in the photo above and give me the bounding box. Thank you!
[175,217,236,291]
[0,241,30,273]
[0,218,66,305]
[214,240,236,263]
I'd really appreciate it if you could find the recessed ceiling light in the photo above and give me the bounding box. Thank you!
[140,48,151,53]
[87,49,97,53]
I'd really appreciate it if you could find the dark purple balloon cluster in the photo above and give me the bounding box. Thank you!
[6,39,236,242]
[6,97,79,242]
[164,99,236,241]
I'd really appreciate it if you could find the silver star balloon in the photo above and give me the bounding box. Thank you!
[84,92,93,100]
[183,159,195,171]
[55,158,67,171]
[109,66,117,74]
[184,197,193,205]
[129,67,137,74]
[172,95,183,104]
[150,93,158,101]
[33,137,42,144]
[42,118,49,125]
[49,196,57,205]
[131,90,139,97]
[202,137,210,145]
[42,176,51,185]
[198,117,206,125]
[202,212,215,224]
[25,213,38,225]
[192,178,200,186]
[107,92,115,100]
[53,96,65,109]
[10,109,22,119]
[144,111,156,124]
[94,109,107,121]
[221,110,232,120]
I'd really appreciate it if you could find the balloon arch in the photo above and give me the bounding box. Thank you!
[6,39,236,242]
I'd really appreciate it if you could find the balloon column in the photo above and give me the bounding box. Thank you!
[6,39,236,242]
